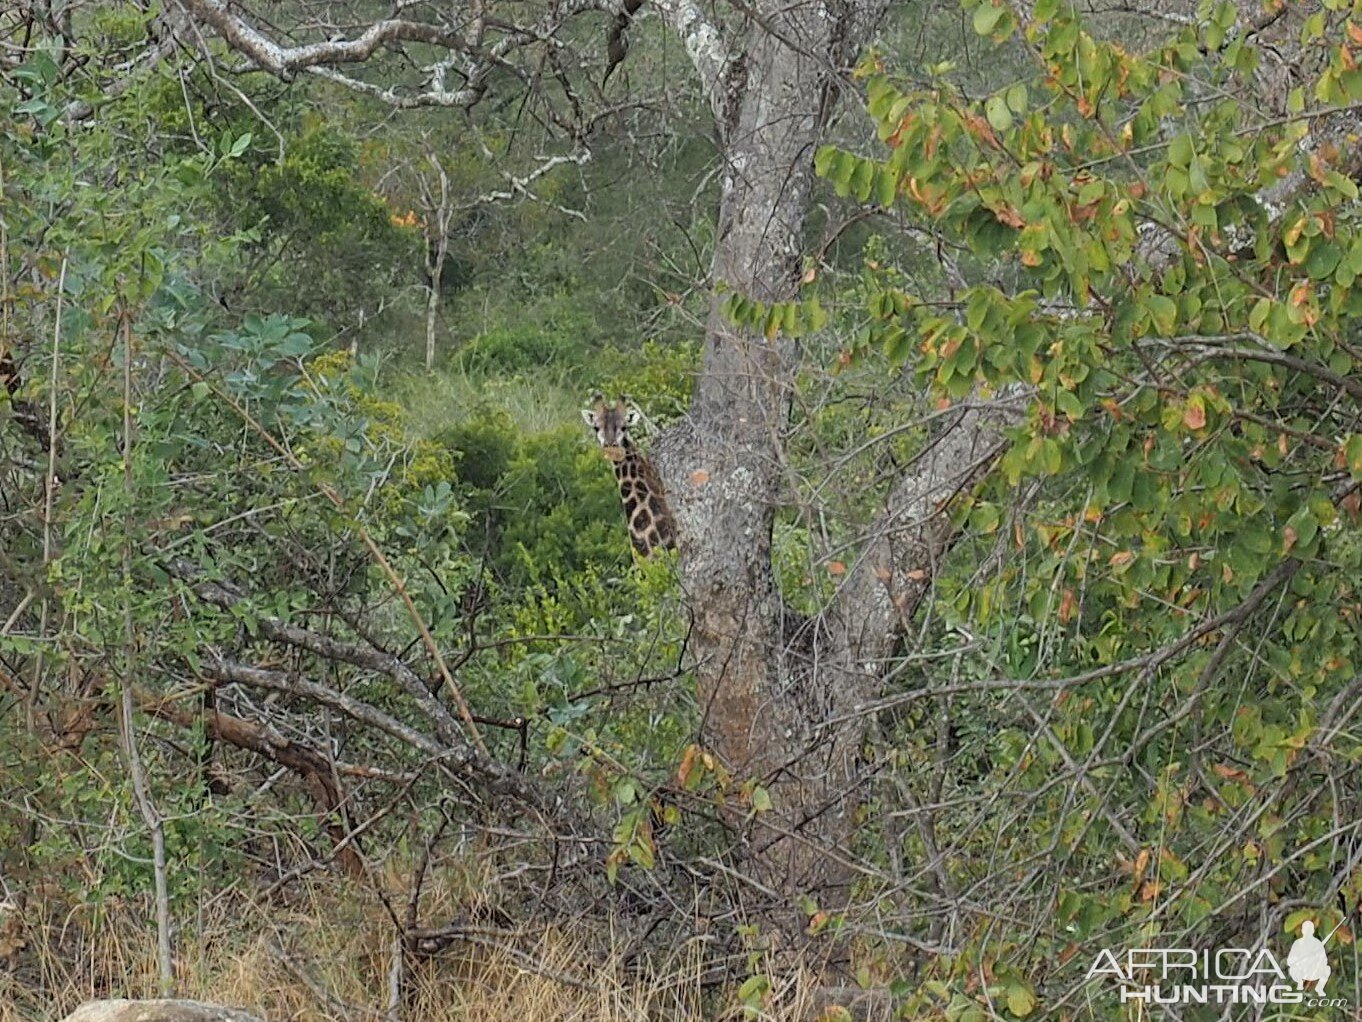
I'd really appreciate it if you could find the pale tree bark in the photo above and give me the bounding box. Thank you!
[419,152,453,372]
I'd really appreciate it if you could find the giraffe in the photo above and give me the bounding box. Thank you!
[581,392,677,557]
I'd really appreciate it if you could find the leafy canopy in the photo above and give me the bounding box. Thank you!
[790,0,1362,1013]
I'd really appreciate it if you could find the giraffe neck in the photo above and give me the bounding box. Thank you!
[614,445,676,556]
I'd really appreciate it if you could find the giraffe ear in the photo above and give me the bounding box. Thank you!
[580,408,597,428]
[624,405,642,429]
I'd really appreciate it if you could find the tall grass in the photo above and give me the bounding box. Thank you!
[390,365,585,440]
[1,880,719,1022]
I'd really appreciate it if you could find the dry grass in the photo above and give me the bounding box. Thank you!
[0,873,727,1022]
[0,854,885,1022]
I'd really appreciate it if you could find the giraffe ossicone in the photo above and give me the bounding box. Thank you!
[581,391,677,557]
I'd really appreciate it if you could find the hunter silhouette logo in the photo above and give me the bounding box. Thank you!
[1287,918,1340,994]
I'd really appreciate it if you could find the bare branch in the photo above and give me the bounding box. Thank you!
[462,146,592,219]
[827,391,1024,677]
[138,685,369,881]
[171,0,638,112]
[167,561,554,812]
[174,1,483,78]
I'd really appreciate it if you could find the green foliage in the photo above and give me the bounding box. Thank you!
[420,336,696,591]
[458,311,595,377]
[501,428,630,574]
[0,38,294,920]
[814,0,1362,1013]
[145,69,422,331]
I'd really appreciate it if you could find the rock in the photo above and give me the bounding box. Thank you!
[60,1000,266,1022]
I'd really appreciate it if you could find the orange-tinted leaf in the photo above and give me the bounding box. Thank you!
[1212,763,1249,782]
[1132,847,1151,881]
[1183,398,1206,430]
[677,744,700,788]
[994,204,1025,228]
[1059,587,1076,623]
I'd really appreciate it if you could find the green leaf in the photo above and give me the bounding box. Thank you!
[1248,298,1271,334]
[1324,169,1359,199]
[1168,134,1194,168]
[985,95,1014,132]
[803,297,829,332]
[15,98,57,119]
[738,975,770,1007]
[751,786,773,812]
[973,3,1004,36]
[1145,294,1177,335]
[851,159,875,202]
[874,167,898,207]
[1344,435,1362,477]
[630,837,655,869]
[1076,179,1105,205]
[814,145,838,178]
[883,325,912,363]
[15,51,59,86]
[1284,506,1318,553]
[1040,437,1062,475]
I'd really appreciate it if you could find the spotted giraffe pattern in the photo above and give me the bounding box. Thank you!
[581,392,677,557]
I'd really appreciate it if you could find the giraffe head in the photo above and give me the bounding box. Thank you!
[581,392,639,463]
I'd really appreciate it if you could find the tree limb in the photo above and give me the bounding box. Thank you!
[167,560,554,812]
[173,1,485,78]
[826,392,1024,686]
[137,685,369,881]
[651,0,731,115]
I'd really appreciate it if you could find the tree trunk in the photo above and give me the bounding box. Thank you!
[650,0,1023,937]
[422,152,452,372]
[425,256,443,371]
[659,0,890,929]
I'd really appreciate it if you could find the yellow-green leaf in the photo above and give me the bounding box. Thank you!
[1006,983,1036,1018]
[985,95,1013,132]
